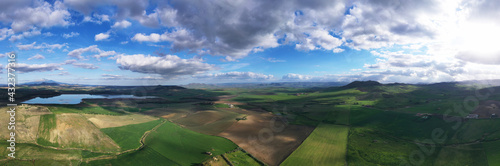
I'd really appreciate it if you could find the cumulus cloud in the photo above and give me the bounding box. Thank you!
[28,54,45,60]
[124,0,350,60]
[282,73,313,81]
[95,32,110,41]
[101,74,123,80]
[67,45,116,60]
[111,20,131,28]
[101,74,163,80]
[9,28,41,41]
[195,72,274,81]
[67,45,100,59]
[72,62,98,69]
[63,59,99,69]
[17,42,67,51]
[263,57,286,63]
[56,71,70,76]
[0,28,14,41]
[116,54,214,78]
[14,63,63,73]
[0,1,71,32]
[62,32,79,38]
[82,13,110,24]
[94,51,117,61]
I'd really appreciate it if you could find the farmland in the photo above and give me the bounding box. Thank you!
[281,124,349,166]
[484,141,500,166]
[1,82,500,165]
[101,119,163,151]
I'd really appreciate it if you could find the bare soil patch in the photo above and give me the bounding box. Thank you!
[84,113,158,128]
[218,109,314,166]
[53,114,120,152]
[472,100,500,118]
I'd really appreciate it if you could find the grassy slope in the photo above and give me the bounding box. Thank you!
[100,119,163,151]
[37,114,58,147]
[82,146,180,166]
[484,141,500,166]
[347,106,451,165]
[434,144,488,166]
[87,120,237,166]
[0,142,82,163]
[48,105,123,115]
[225,150,263,166]
[145,120,238,165]
[281,124,349,166]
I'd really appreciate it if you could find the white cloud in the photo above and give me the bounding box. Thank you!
[333,48,344,53]
[82,13,110,24]
[0,28,14,41]
[282,73,313,81]
[14,63,63,73]
[62,32,79,38]
[43,32,54,36]
[101,74,164,80]
[111,20,131,28]
[67,45,100,59]
[72,62,98,69]
[95,32,110,41]
[17,42,67,51]
[56,71,70,76]
[63,59,99,69]
[195,72,274,80]
[28,54,45,60]
[94,50,116,61]
[0,1,71,32]
[9,28,41,41]
[132,33,161,42]
[101,74,123,80]
[116,54,214,79]
[263,57,286,63]
[67,45,116,60]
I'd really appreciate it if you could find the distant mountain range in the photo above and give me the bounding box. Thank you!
[21,79,69,86]
[7,79,500,88]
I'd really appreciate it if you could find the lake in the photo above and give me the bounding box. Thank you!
[22,94,157,104]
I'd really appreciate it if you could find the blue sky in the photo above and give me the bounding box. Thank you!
[1,0,500,85]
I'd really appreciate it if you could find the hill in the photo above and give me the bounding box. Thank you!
[342,80,381,88]
[22,79,65,86]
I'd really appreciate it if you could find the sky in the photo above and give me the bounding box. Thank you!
[1,0,500,85]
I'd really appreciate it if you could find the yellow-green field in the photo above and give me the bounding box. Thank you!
[83,113,158,128]
[484,141,500,166]
[281,124,349,166]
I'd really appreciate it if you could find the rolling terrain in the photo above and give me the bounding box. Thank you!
[1,82,499,165]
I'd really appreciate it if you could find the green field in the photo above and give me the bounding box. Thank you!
[145,120,237,165]
[101,119,163,151]
[0,142,82,163]
[281,124,349,166]
[37,114,58,147]
[434,144,488,166]
[87,120,237,166]
[225,150,263,166]
[82,146,180,166]
[484,141,500,166]
[48,105,124,115]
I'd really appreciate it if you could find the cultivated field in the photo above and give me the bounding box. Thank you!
[84,113,158,128]
[484,141,500,166]
[4,83,500,165]
[101,119,163,151]
[281,124,349,166]
[218,109,314,166]
[38,113,120,152]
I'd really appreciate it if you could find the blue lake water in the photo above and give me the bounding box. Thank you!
[22,94,157,104]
